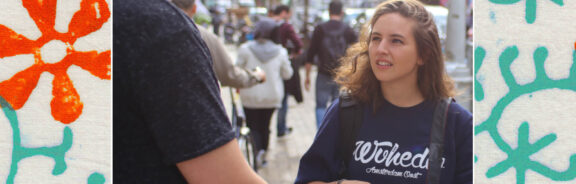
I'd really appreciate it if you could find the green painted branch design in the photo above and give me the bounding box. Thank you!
[475,47,486,101]
[488,0,564,24]
[0,96,75,183]
[88,172,106,184]
[2,96,107,183]
[475,46,576,183]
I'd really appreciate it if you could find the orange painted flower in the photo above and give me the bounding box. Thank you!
[0,0,110,124]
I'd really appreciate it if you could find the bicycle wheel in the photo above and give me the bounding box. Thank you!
[238,132,257,171]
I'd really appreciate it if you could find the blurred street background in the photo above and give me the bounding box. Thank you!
[199,0,473,183]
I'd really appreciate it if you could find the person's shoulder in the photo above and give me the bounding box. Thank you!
[316,21,330,30]
[238,42,254,52]
[326,20,349,32]
[321,98,342,121]
[116,0,180,24]
[196,25,209,34]
[315,98,342,134]
[280,21,294,28]
[197,25,212,38]
[115,0,194,39]
[327,98,342,115]
[198,25,222,43]
[327,20,345,26]
[278,22,294,32]
[448,101,471,115]
[447,101,472,126]
[240,41,254,48]
[323,20,337,26]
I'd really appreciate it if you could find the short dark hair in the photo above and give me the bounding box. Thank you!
[172,0,195,10]
[329,1,343,15]
[273,5,290,15]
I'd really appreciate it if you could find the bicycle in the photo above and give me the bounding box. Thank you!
[229,88,259,171]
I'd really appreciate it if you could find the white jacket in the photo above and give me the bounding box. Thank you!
[237,40,293,108]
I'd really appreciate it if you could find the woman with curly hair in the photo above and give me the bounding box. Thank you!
[295,0,472,183]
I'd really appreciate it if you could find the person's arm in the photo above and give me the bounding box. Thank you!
[177,139,267,184]
[284,23,303,56]
[305,62,312,91]
[304,25,322,91]
[198,26,264,88]
[127,17,264,182]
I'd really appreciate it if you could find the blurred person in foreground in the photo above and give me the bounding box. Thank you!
[113,0,266,183]
[173,0,266,88]
[295,0,472,183]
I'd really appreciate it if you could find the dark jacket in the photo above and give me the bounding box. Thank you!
[277,21,304,102]
[306,20,357,77]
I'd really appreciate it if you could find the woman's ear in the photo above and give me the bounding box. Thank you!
[417,58,424,65]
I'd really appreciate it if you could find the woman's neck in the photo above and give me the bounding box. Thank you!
[380,80,424,108]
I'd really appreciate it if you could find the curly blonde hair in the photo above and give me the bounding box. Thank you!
[334,0,455,107]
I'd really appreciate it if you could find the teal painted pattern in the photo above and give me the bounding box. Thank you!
[1,96,72,184]
[474,46,576,183]
[1,96,106,183]
[0,0,111,182]
[475,47,486,101]
[88,172,106,184]
[488,0,564,24]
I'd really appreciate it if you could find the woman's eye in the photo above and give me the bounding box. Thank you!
[371,37,381,41]
[392,39,404,44]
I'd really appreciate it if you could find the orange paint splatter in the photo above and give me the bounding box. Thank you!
[0,66,42,109]
[68,0,110,43]
[51,73,83,124]
[0,25,37,58]
[67,51,111,80]
[22,0,58,35]
[0,0,110,124]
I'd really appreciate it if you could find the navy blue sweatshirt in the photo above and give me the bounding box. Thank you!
[296,98,472,184]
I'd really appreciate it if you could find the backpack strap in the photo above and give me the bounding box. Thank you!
[337,91,364,179]
[425,97,453,184]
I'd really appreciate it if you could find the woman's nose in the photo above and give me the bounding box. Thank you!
[376,40,389,54]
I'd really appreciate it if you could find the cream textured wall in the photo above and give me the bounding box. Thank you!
[0,0,111,183]
[475,0,576,183]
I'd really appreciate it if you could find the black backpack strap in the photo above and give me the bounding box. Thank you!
[337,91,363,179]
[426,97,452,184]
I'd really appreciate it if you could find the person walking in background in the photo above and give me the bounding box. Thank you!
[237,14,253,45]
[172,0,266,88]
[224,12,236,44]
[270,4,304,137]
[237,18,293,168]
[305,1,357,128]
[209,5,224,36]
[114,0,266,183]
[295,0,472,183]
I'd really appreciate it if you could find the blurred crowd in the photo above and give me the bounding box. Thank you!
[113,0,473,183]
